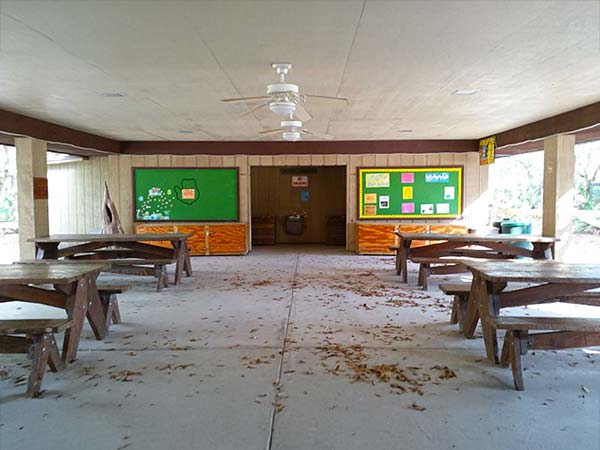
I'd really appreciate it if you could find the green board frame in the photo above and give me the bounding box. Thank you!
[133,167,239,222]
[358,167,463,219]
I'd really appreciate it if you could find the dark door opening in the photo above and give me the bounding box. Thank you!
[250,166,346,246]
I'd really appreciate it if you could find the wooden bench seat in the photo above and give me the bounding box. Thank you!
[439,282,472,330]
[97,284,130,329]
[0,319,73,397]
[491,315,600,390]
[21,259,173,292]
[410,257,470,290]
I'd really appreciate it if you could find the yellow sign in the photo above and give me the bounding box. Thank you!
[402,186,413,200]
[479,137,495,165]
[364,193,377,204]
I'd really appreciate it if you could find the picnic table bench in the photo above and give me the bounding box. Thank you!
[0,319,73,397]
[393,232,558,287]
[0,262,108,363]
[34,233,192,287]
[462,259,600,390]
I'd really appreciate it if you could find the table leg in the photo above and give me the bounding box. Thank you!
[85,276,108,340]
[62,279,88,363]
[477,279,505,364]
[532,242,553,260]
[173,241,185,285]
[462,279,480,339]
[399,242,410,283]
[182,241,193,277]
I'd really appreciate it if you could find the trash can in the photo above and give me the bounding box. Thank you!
[285,215,304,235]
[499,219,532,253]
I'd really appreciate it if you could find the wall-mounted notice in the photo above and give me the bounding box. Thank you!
[358,167,463,219]
[292,176,309,187]
[365,172,390,188]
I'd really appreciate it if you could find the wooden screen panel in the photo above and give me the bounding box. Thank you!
[397,224,428,248]
[177,225,208,256]
[208,224,248,255]
[356,224,396,254]
[135,224,176,248]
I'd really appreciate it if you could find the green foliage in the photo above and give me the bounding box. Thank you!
[0,146,17,222]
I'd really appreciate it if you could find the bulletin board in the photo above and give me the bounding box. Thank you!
[358,167,463,219]
[133,167,239,221]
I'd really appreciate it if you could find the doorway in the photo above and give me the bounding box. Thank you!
[250,166,346,245]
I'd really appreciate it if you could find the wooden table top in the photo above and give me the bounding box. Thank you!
[0,262,108,285]
[395,232,558,244]
[35,233,190,243]
[463,260,600,284]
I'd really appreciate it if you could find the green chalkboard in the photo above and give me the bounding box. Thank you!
[358,167,463,219]
[133,168,238,221]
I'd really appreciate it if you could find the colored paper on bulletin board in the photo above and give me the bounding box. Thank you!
[401,172,414,183]
[365,172,390,188]
[358,167,462,219]
[364,193,377,204]
[364,205,377,215]
[479,137,495,165]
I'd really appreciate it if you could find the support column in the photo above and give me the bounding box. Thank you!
[542,134,575,260]
[15,137,48,259]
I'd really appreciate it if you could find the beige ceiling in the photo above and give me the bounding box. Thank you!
[0,0,599,142]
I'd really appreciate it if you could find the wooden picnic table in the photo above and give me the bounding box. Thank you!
[463,259,600,364]
[393,232,558,283]
[35,233,193,285]
[0,262,109,363]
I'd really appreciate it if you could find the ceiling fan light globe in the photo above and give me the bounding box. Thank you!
[270,101,296,116]
[282,131,301,142]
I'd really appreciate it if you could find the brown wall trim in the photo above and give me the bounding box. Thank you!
[120,139,479,155]
[494,100,600,149]
[0,109,120,154]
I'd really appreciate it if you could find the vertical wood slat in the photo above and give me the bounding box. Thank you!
[120,155,134,233]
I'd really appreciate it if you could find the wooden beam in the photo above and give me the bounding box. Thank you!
[120,139,479,155]
[493,101,600,153]
[0,109,120,154]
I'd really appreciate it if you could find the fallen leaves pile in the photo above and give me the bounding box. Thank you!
[318,343,456,395]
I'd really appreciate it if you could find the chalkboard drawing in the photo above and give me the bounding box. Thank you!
[425,172,449,183]
[402,203,414,214]
[402,186,413,200]
[364,193,377,204]
[401,172,414,183]
[174,179,200,205]
[436,203,450,214]
[444,186,455,200]
[364,205,377,215]
[365,172,390,188]
[136,186,174,220]
[421,204,434,214]
[379,195,389,209]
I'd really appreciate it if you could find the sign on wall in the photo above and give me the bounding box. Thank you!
[479,137,495,165]
[358,167,463,219]
[291,175,309,187]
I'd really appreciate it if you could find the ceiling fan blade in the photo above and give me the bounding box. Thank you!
[304,94,348,103]
[294,103,312,122]
[258,128,283,136]
[221,96,270,103]
[240,101,270,117]
[301,129,333,140]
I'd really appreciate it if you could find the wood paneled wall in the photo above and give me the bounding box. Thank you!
[47,151,488,252]
[251,166,346,243]
[47,157,108,233]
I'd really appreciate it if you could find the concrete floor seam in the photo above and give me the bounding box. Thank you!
[266,253,301,450]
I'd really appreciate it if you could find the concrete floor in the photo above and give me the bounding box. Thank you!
[1,246,599,450]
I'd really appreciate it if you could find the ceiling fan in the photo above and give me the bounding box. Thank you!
[221,63,348,121]
[258,118,332,142]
